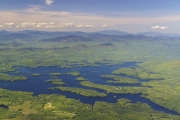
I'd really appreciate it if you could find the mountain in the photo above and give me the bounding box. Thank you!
[0,33,32,40]
[19,30,89,39]
[0,30,180,41]
[91,30,131,36]
[0,30,12,36]
[42,35,92,42]
[136,32,180,37]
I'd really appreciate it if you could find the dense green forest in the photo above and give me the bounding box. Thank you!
[0,31,180,119]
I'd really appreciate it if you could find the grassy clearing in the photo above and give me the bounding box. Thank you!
[10,101,38,115]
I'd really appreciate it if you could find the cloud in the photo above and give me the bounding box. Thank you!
[160,26,169,29]
[0,25,4,27]
[1,6,180,26]
[151,26,169,29]
[75,24,94,28]
[4,23,14,25]
[50,22,54,25]
[102,24,114,27]
[46,0,54,5]
[65,23,74,26]
[75,25,84,28]
[20,22,56,28]
[1,6,180,32]
[85,25,94,27]
[31,22,75,28]
[151,26,160,29]
[20,22,37,27]
[4,22,95,28]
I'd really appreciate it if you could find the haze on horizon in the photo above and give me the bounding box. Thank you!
[0,0,180,34]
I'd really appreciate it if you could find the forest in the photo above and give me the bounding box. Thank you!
[0,30,180,119]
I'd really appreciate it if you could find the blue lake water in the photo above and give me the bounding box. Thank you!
[0,62,179,115]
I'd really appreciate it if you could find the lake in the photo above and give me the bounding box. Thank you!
[0,62,179,115]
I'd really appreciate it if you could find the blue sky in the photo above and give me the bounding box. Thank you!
[0,0,180,33]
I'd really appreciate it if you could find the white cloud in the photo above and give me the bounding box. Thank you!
[151,26,169,29]
[151,26,160,29]
[55,23,74,28]
[4,23,14,25]
[0,25,4,27]
[46,0,54,5]
[85,25,94,27]
[16,25,20,28]
[50,22,54,25]
[37,23,49,25]
[65,23,74,26]
[1,6,180,32]
[75,25,84,28]
[102,24,114,27]
[23,22,75,28]
[160,26,169,29]
[75,24,94,28]
[44,25,53,28]
[20,22,37,27]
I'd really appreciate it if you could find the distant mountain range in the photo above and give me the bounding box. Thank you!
[42,35,92,42]
[91,30,131,36]
[0,30,180,41]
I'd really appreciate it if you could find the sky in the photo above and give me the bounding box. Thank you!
[0,0,180,33]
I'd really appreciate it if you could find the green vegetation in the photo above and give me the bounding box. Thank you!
[49,72,61,78]
[80,81,146,94]
[56,86,107,97]
[67,71,80,76]
[30,73,41,76]
[0,108,20,119]
[10,101,38,115]
[0,88,33,106]
[137,60,180,113]
[49,72,61,76]
[113,67,164,80]
[0,33,180,119]
[0,73,27,81]
[0,90,179,120]
[45,79,65,85]
[101,75,139,84]
[76,77,88,81]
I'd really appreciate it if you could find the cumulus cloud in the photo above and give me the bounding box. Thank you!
[1,5,180,32]
[65,23,74,26]
[4,23,14,25]
[20,22,37,27]
[28,22,75,28]
[44,25,54,28]
[151,26,169,29]
[160,26,169,29]
[101,24,114,27]
[85,25,94,27]
[46,0,54,5]
[19,22,57,28]
[1,22,96,28]
[16,22,94,28]
[35,24,42,28]
[50,22,54,25]
[75,24,94,28]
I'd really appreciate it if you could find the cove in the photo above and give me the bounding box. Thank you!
[0,104,8,109]
[0,62,179,115]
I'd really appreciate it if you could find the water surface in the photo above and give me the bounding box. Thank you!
[0,62,179,115]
